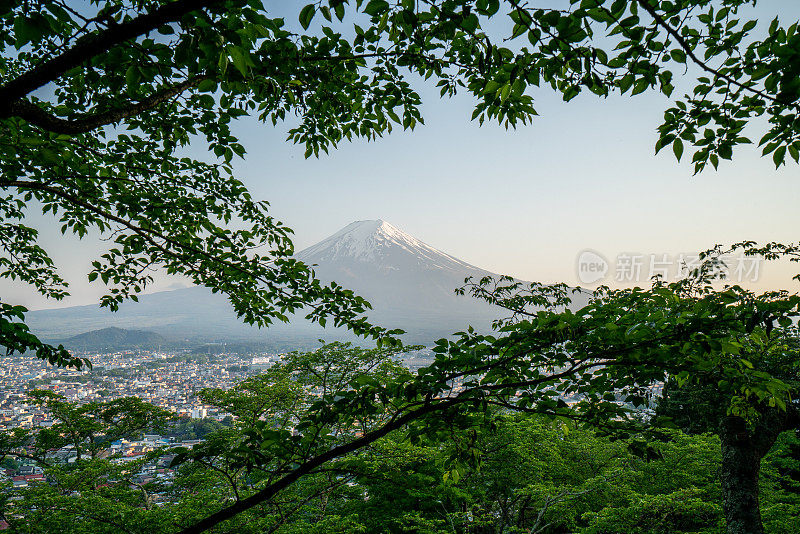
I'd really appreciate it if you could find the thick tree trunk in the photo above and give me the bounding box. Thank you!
[719,417,763,534]
[718,415,783,534]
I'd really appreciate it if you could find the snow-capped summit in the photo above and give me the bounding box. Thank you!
[293,219,503,340]
[296,219,484,275]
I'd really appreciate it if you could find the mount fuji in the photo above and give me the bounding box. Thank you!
[28,220,512,346]
[295,220,504,338]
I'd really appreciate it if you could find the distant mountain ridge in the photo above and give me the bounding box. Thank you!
[28,219,548,346]
[61,327,167,350]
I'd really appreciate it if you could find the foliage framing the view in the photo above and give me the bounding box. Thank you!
[61,264,791,534]
[3,0,800,364]
[3,1,800,533]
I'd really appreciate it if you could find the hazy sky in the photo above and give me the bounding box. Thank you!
[6,1,800,310]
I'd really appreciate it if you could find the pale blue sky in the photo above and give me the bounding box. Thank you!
[6,1,800,310]
[234,85,800,286]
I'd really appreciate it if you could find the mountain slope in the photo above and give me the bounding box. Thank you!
[28,220,522,345]
[296,220,504,337]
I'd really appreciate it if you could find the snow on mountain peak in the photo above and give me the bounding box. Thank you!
[296,219,484,273]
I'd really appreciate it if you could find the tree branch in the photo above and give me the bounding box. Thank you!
[0,0,221,109]
[175,354,612,534]
[10,76,205,134]
[175,397,458,534]
[634,0,786,107]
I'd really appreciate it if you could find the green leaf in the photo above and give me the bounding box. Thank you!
[773,145,786,168]
[631,79,649,95]
[229,47,249,77]
[334,1,345,20]
[197,79,217,93]
[673,138,684,161]
[299,4,315,30]
[364,0,389,16]
[125,66,139,89]
[217,53,228,74]
[670,49,687,63]
[789,144,800,163]
[13,17,39,48]
[618,74,634,93]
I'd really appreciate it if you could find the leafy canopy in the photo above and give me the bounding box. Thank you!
[149,246,800,532]
[3,0,800,366]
